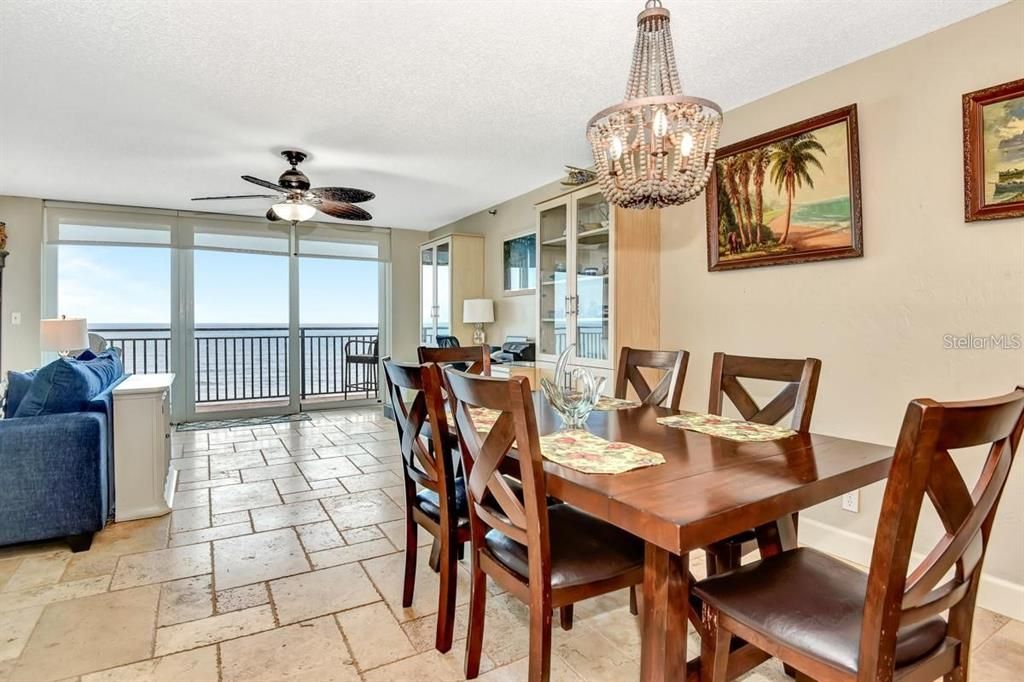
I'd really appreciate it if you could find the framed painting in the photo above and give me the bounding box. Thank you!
[963,77,1024,222]
[502,231,537,295]
[706,104,863,271]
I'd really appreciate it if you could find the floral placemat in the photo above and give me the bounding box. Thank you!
[445,405,502,433]
[595,396,641,410]
[539,430,665,474]
[656,412,796,442]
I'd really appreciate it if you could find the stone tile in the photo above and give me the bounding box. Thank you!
[553,620,639,681]
[347,452,382,469]
[241,462,302,483]
[154,604,275,656]
[169,521,252,547]
[170,506,210,533]
[80,646,218,682]
[336,432,377,445]
[171,455,208,470]
[972,620,1024,681]
[382,485,407,507]
[272,476,311,495]
[250,500,327,533]
[219,616,359,682]
[0,575,111,613]
[341,525,384,544]
[336,601,416,670]
[322,490,405,530]
[0,558,21,591]
[379,519,433,548]
[358,463,398,475]
[158,574,213,626]
[296,521,345,553]
[110,544,211,590]
[308,539,396,570]
[11,585,159,682]
[313,444,370,459]
[2,553,70,593]
[176,468,210,483]
[363,648,492,682]
[281,486,348,503]
[213,529,309,590]
[171,488,209,510]
[62,517,170,582]
[476,653,584,682]
[269,563,379,625]
[212,510,250,527]
[297,456,361,481]
[973,607,1012,650]
[337,422,384,435]
[261,448,318,464]
[210,481,281,515]
[237,438,285,452]
[178,475,241,491]
[0,606,43,662]
[216,583,269,614]
[363,550,471,623]
[209,452,265,473]
[282,434,335,451]
[310,478,341,489]
[339,471,404,493]
[360,440,404,458]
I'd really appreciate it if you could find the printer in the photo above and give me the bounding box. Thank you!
[491,336,536,364]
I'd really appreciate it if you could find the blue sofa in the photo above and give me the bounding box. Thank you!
[0,351,125,551]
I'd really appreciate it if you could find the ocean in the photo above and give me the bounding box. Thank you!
[790,195,852,228]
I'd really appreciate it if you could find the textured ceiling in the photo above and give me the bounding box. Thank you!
[0,0,1003,230]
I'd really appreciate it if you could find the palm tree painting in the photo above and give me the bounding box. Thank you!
[707,105,863,271]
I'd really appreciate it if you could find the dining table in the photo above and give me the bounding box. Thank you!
[515,397,895,682]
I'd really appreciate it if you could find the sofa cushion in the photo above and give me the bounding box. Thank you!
[14,351,124,418]
[4,370,37,418]
[76,349,98,361]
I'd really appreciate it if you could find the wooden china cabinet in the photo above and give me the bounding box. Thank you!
[534,183,660,387]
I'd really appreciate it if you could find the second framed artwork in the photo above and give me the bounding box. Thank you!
[706,104,863,271]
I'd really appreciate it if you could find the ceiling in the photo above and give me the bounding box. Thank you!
[0,0,1002,230]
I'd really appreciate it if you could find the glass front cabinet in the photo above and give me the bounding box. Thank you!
[536,186,614,370]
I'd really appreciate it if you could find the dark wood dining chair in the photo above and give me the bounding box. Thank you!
[382,358,468,653]
[445,368,645,682]
[704,352,822,575]
[614,346,689,411]
[418,344,491,376]
[696,386,1024,682]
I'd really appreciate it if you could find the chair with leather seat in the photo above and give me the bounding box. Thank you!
[696,386,1024,682]
[614,346,689,410]
[703,352,822,576]
[382,358,468,654]
[445,368,644,681]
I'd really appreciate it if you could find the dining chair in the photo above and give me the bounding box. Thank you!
[418,343,492,376]
[445,368,645,682]
[704,352,822,575]
[382,358,468,653]
[696,386,1024,682]
[614,346,689,411]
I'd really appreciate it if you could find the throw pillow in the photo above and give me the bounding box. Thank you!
[14,351,124,418]
[76,349,98,361]
[4,369,37,418]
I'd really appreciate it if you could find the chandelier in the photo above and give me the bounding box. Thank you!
[586,0,722,209]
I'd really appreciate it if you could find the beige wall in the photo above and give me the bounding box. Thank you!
[0,196,44,372]
[388,227,425,362]
[430,178,565,344]
[659,1,1024,613]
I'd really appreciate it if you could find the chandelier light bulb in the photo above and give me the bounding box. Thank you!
[653,108,669,137]
[681,131,694,156]
[609,135,624,160]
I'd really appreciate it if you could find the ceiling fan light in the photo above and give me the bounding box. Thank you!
[272,200,316,222]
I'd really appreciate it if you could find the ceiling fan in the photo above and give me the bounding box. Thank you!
[191,150,374,222]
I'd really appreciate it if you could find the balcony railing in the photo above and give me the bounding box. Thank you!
[91,326,380,405]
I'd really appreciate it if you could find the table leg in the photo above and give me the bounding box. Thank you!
[640,543,689,682]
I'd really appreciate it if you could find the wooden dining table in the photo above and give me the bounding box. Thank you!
[518,399,894,682]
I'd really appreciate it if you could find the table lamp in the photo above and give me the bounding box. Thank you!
[463,299,494,345]
[40,316,88,357]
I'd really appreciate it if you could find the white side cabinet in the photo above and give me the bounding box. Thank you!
[113,373,176,522]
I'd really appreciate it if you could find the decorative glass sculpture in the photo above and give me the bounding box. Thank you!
[540,345,606,429]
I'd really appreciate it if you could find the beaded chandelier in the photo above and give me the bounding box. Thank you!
[586,0,722,209]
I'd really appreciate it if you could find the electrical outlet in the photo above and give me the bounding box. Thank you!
[10,312,21,325]
[841,491,859,513]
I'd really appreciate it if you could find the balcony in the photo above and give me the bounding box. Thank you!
[91,325,380,408]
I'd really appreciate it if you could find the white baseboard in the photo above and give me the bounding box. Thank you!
[799,517,1024,622]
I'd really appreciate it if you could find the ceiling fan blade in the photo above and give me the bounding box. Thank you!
[191,194,277,201]
[317,200,372,221]
[242,175,287,192]
[265,207,282,222]
[311,187,375,204]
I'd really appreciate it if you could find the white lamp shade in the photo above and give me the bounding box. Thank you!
[463,299,494,324]
[272,201,317,222]
[40,317,89,352]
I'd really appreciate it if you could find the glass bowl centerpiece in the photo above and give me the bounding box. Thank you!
[539,345,606,429]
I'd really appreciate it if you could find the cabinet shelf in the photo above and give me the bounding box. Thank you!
[541,236,567,246]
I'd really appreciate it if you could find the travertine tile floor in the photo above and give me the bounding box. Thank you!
[0,405,1021,681]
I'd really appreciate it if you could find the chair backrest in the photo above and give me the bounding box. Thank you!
[382,358,460,521]
[614,347,689,410]
[708,352,821,431]
[418,345,491,376]
[444,368,551,585]
[858,387,1024,679]
[436,335,460,349]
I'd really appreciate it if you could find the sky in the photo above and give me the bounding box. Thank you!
[57,245,380,327]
